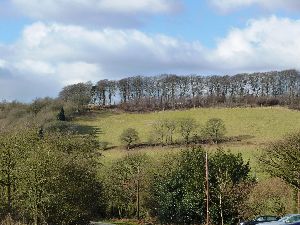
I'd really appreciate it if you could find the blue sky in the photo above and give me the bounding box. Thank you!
[1,0,300,101]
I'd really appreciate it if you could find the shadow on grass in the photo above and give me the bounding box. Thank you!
[116,134,256,151]
[75,124,104,135]
[227,135,255,142]
[78,110,120,121]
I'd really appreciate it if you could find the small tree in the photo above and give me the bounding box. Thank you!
[103,153,150,219]
[178,117,197,144]
[150,120,166,145]
[164,119,177,144]
[57,107,66,121]
[120,128,140,149]
[204,118,226,143]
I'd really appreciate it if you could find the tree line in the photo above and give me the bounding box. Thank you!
[58,69,300,112]
[120,117,226,149]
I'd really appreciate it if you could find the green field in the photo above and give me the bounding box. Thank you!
[77,107,300,146]
[76,106,300,174]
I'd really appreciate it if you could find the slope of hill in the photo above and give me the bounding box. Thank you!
[77,107,300,147]
[75,106,300,177]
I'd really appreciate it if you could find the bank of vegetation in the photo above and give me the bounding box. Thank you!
[0,69,300,224]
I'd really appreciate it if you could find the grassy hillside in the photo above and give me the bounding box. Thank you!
[77,107,300,147]
[76,107,300,176]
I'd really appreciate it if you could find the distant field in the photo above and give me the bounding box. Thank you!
[77,107,300,147]
[76,107,300,175]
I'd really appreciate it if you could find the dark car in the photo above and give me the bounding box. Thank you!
[240,216,280,225]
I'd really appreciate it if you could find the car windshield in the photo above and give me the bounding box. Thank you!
[256,217,265,221]
[278,216,290,222]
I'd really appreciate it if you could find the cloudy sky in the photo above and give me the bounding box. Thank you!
[1,0,300,101]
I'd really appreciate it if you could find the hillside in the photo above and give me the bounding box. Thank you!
[76,107,300,168]
[77,107,300,146]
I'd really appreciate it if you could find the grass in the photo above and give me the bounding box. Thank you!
[77,107,300,147]
[76,106,300,177]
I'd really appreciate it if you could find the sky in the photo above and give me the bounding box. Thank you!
[1,0,300,101]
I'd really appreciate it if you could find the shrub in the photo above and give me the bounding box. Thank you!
[120,128,140,149]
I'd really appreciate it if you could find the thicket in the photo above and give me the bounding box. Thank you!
[259,131,300,214]
[0,130,104,225]
[100,148,255,224]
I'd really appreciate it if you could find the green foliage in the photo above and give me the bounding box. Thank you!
[43,121,76,134]
[103,153,150,219]
[203,118,226,143]
[209,149,253,224]
[0,130,105,225]
[59,82,92,113]
[247,178,294,217]
[0,215,26,225]
[147,148,253,225]
[56,107,66,121]
[260,131,300,189]
[120,128,140,149]
[148,147,206,224]
[178,117,198,144]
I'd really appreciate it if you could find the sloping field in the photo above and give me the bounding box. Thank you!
[76,107,300,176]
[77,107,300,147]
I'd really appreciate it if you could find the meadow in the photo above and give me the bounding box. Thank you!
[76,106,300,174]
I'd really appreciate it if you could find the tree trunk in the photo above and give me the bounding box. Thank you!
[219,193,224,225]
[136,166,140,220]
[205,151,210,225]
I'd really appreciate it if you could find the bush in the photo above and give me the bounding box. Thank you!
[120,128,140,149]
[203,118,226,143]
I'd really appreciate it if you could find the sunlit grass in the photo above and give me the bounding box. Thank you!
[77,106,300,179]
[77,107,300,147]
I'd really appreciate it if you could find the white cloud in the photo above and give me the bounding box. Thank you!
[0,22,207,100]
[0,59,6,67]
[211,16,300,71]
[56,62,103,85]
[211,0,300,12]
[1,16,300,101]
[10,0,182,27]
